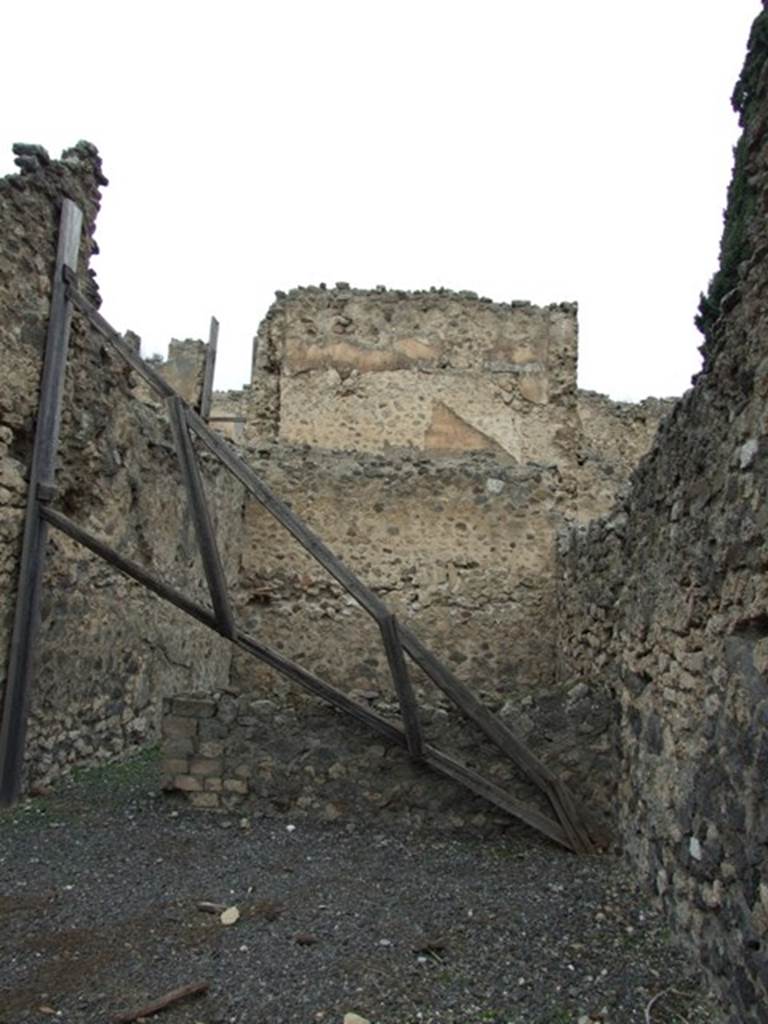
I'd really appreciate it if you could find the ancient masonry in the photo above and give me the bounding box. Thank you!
[1,12,768,1020]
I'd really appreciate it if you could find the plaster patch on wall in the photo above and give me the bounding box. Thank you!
[424,401,505,454]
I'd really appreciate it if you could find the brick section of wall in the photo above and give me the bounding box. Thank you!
[160,685,615,835]
[160,694,250,810]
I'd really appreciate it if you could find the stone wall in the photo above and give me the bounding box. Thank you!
[245,286,579,461]
[0,145,244,791]
[195,284,670,835]
[575,392,675,521]
[212,289,672,526]
[555,18,768,1021]
[177,439,613,831]
[161,673,615,833]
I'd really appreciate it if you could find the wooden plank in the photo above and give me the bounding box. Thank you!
[230,637,569,848]
[40,507,572,849]
[41,507,219,634]
[423,748,571,850]
[550,779,595,855]
[399,625,594,853]
[199,316,218,420]
[64,271,175,399]
[399,627,551,790]
[0,200,83,806]
[185,408,390,621]
[379,613,424,759]
[233,632,406,747]
[167,397,235,638]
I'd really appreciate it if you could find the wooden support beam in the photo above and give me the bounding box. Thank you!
[0,200,83,806]
[41,507,220,633]
[64,272,175,399]
[65,294,592,851]
[398,626,595,853]
[40,506,572,850]
[185,408,391,622]
[232,632,406,747]
[167,397,235,638]
[199,316,218,420]
[184,405,594,852]
[379,613,424,759]
[423,748,570,850]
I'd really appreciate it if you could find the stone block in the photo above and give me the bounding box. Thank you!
[162,737,195,757]
[174,774,202,792]
[223,778,249,794]
[189,757,223,777]
[205,777,223,792]
[189,791,220,809]
[162,716,197,739]
[199,720,229,740]
[199,740,224,759]
[162,757,189,776]
[171,696,216,718]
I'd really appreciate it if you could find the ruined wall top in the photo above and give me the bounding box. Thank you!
[240,284,580,460]
[254,283,577,395]
[0,142,107,308]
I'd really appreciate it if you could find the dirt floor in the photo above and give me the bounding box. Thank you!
[0,750,723,1024]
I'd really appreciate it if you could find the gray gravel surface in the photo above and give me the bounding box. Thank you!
[0,752,722,1024]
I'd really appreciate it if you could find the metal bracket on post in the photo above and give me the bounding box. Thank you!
[0,198,83,805]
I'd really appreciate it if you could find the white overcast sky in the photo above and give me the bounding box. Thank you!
[1,1,760,400]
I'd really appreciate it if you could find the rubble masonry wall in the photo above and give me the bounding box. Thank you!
[0,146,244,791]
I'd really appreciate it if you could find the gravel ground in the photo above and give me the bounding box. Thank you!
[0,751,723,1024]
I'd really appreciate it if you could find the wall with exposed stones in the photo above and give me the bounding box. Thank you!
[192,288,669,829]
[208,441,617,830]
[211,290,670,520]
[555,17,768,1020]
[246,286,579,459]
[0,145,244,792]
[575,392,675,521]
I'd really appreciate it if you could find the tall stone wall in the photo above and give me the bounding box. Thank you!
[0,145,244,791]
[555,17,768,1021]
[575,392,675,521]
[212,288,672,523]
[215,442,617,827]
[197,287,670,829]
[246,286,579,462]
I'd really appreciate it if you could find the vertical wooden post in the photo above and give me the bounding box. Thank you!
[0,199,83,805]
[199,316,218,421]
[167,397,235,638]
[380,612,424,760]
